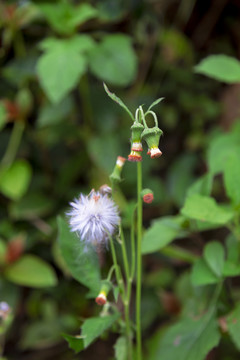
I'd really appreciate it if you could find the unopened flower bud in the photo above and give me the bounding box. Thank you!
[141,189,154,203]
[128,150,142,162]
[95,280,111,306]
[141,127,163,159]
[95,291,107,305]
[110,156,126,183]
[99,184,112,196]
[130,122,144,151]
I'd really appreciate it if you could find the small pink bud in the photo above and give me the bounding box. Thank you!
[143,193,154,203]
[116,156,126,168]
[95,291,107,306]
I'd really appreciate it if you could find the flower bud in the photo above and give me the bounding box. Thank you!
[130,122,144,151]
[95,280,111,306]
[141,127,163,158]
[128,150,142,162]
[141,189,154,203]
[99,184,112,196]
[110,156,126,183]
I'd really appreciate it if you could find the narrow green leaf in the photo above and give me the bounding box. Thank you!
[81,313,120,348]
[223,152,240,205]
[203,241,225,278]
[103,83,134,121]
[191,258,220,286]
[114,336,127,360]
[181,194,234,225]
[142,216,187,254]
[0,160,32,200]
[227,303,240,351]
[149,310,220,360]
[89,35,137,87]
[194,55,240,84]
[146,98,164,113]
[4,255,58,288]
[62,333,84,353]
[57,216,101,297]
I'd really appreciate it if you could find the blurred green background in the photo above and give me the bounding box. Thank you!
[0,0,240,359]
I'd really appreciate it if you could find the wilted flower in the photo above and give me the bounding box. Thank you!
[67,190,120,247]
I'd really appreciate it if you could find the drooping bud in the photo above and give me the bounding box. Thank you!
[141,127,163,158]
[95,280,111,306]
[110,156,126,183]
[99,184,112,196]
[130,122,144,151]
[128,150,142,162]
[141,188,154,204]
[128,120,144,162]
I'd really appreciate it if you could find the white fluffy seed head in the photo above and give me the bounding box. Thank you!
[67,190,120,248]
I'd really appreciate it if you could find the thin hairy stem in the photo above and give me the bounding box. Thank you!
[136,161,143,360]
[119,224,133,360]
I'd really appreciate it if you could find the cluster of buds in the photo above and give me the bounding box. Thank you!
[110,156,126,184]
[128,107,163,161]
[95,280,112,306]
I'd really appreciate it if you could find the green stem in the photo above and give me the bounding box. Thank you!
[136,161,142,360]
[130,206,136,279]
[119,224,133,360]
[1,121,25,166]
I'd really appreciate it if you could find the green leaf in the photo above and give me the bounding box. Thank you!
[0,104,7,131]
[187,173,213,197]
[81,313,120,348]
[103,83,134,121]
[223,152,240,205]
[142,216,187,254]
[37,36,94,103]
[114,336,127,360]
[0,160,32,200]
[4,255,58,288]
[62,333,84,353]
[146,98,164,113]
[223,262,240,277]
[207,132,240,175]
[148,310,220,360]
[191,258,220,286]
[181,194,234,225]
[38,2,98,35]
[89,34,137,86]
[57,216,101,297]
[227,303,240,351]
[203,241,225,278]
[194,55,240,84]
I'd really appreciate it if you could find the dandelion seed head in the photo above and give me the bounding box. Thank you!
[67,190,120,248]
